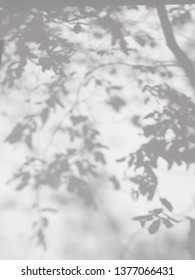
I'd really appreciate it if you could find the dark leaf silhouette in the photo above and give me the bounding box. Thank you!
[94,151,106,164]
[160,197,173,212]
[109,176,120,190]
[162,218,174,228]
[5,123,24,144]
[75,161,86,175]
[85,139,95,151]
[149,208,163,215]
[132,214,153,222]
[107,96,126,112]
[148,219,161,234]
[25,134,33,150]
[2,2,195,256]
[71,116,88,125]
[132,214,154,228]
[120,39,129,55]
[40,108,50,124]
[67,176,87,193]
[77,185,94,206]
[95,143,109,150]
[116,156,127,162]
[16,171,30,190]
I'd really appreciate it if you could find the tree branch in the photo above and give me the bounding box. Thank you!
[156,3,195,90]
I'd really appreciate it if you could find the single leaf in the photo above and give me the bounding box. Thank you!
[109,176,120,190]
[140,221,146,227]
[96,79,102,86]
[94,151,106,164]
[25,134,33,150]
[95,143,109,150]
[162,218,174,228]
[107,96,126,112]
[148,219,161,234]
[5,123,24,144]
[75,161,86,175]
[85,139,95,151]
[116,156,127,162]
[132,214,153,222]
[67,176,87,192]
[16,171,30,190]
[120,39,129,55]
[40,108,49,124]
[150,208,163,215]
[71,115,88,125]
[160,197,173,212]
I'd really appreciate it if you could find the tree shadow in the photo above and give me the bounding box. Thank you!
[0,1,195,259]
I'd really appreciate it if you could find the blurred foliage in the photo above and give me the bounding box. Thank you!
[1,2,195,257]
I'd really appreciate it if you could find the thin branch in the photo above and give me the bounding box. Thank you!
[156,3,195,90]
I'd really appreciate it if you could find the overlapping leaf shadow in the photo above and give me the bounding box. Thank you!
[1,2,195,259]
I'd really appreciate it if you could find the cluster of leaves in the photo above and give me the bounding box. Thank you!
[6,114,114,247]
[117,83,195,240]
[7,115,111,194]
[169,5,192,26]
[2,2,195,257]
[1,5,133,249]
[5,90,66,150]
[3,11,76,87]
[5,116,36,149]
[132,207,178,234]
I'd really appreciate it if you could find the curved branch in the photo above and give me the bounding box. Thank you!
[156,3,195,90]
